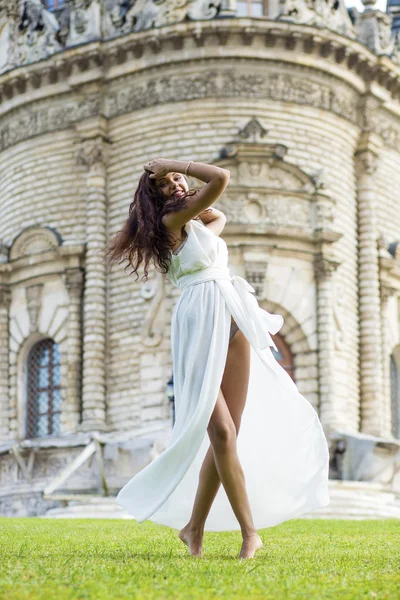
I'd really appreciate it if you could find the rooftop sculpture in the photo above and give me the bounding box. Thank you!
[0,0,399,73]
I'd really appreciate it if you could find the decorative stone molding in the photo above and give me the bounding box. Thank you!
[5,227,85,286]
[237,116,268,143]
[76,129,109,432]
[2,227,85,440]
[25,284,44,333]
[76,136,110,169]
[214,118,339,241]
[355,132,388,437]
[16,1,62,66]
[62,268,84,298]
[2,14,400,138]
[0,47,372,154]
[4,0,383,74]
[313,253,341,281]
[10,227,61,262]
[354,2,400,63]
[61,268,84,433]
[105,66,360,125]
[140,272,166,347]
[313,249,343,435]
[0,0,235,72]
[278,0,355,39]
[355,146,379,176]
[0,93,101,152]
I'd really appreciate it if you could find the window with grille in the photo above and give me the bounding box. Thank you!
[271,334,295,381]
[43,0,65,10]
[237,0,267,16]
[26,339,61,439]
[391,354,399,438]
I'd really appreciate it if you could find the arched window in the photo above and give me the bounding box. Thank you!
[391,354,400,438]
[237,0,267,16]
[26,339,61,439]
[271,334,295,381]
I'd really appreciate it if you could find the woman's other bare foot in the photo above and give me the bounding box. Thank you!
[178,525,204,558]
[239,532,263,559]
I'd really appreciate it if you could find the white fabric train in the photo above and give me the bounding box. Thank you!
[117,218,330,531]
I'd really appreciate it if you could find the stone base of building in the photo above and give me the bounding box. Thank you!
[37,480,400,521]
[1,426,400,521]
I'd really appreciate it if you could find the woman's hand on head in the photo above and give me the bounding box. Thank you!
[143,158,172,179]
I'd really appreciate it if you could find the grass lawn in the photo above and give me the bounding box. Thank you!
[0,518,399,599]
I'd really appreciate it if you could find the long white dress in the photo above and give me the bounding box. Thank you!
[116,218,330,531]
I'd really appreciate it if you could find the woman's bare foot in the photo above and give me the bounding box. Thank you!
[239,532,263,559]
[178,525,204,557]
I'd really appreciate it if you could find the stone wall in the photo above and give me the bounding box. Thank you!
[1,15,400,515]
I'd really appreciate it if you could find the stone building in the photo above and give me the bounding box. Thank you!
[0,0,400,518]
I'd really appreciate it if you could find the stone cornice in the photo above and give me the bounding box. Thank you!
[2,19,400,108]
[1,19,400,152]
[0,243,86,287]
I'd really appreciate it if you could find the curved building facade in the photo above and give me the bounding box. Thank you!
[0,0,400,517]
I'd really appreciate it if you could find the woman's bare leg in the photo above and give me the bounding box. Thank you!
[179,325,262,558]
[178,446,219,557]
[179,324,243,556]
[207,387,263,558]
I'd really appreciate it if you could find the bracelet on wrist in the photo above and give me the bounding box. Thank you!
[184,161,192,176]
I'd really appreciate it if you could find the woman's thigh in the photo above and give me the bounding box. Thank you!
[220,319,251,432]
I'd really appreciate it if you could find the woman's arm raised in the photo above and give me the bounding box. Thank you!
[144,158,230,231]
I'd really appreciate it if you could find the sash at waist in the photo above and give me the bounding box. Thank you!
[177,266,283,352]
[177,266,232,289]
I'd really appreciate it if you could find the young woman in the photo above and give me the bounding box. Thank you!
[105,159,330,560]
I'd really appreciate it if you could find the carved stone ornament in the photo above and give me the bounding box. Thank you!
[380,284,397,304]
[355,148,379,176]
[76,137,110,169]
[62,268,84,298]
[313,252,341,280]
[25,283,44,332]
[15,0,62,65]
[237,116,268,143]
[140,271,166,347]
[2,0,392,71]
[9,226,61,261]
[213,118,340,237]
[355,6,397,57]
[0,66,360,152]
[0,0,235,70]
[278,0,355,39]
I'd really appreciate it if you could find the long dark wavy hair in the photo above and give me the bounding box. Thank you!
[104,170,201,282]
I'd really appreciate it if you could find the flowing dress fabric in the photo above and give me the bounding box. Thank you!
[116,219,330,531]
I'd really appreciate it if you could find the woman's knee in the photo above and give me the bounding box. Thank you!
[208,421,236,452]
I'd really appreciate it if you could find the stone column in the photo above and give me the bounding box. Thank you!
[62,268,84,432]
[76,134,109,431]
[0,284,11,441]
[314,253,341,439]
[355,136,385,436]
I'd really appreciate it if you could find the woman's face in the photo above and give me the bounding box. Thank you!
[155,172,189,200]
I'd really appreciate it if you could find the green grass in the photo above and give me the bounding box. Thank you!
[0,518,399,599]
